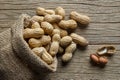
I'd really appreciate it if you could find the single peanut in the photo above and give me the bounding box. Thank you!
[28,35,51,48]
[62,42,77,62]
[59,19,77,29]
[28,38,42,48]
[40,47,54,65]
[55,6,65,19]
[70,33,89,46]
[97,46,116,56]
[90,54,99,64]
[32,47,53,65]
[36,7,45,16]
[31,22,41,28]
[41,22,54,35]
[44,14,62,23]
[45,10,55,15]
[41,49,54,65]
[31,16,44,23]
[23,28,44,38]
[49,34,61,56]
[99,57,108,65]
[60,36,72,48]
[70,11,90,25]
[32,47,44,57]
[36,7,55,16]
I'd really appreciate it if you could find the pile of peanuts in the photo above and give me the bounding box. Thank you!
[23,7,90,65]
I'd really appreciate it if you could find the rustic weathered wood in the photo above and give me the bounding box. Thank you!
[0,0,120,80]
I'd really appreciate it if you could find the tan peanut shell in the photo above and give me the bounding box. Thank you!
[44,14,62,23]
[31,22,41,28]
[28,35,51,48]
[41,22,54,35]
[52,23,68,37]
[31,16,44,23]
[40,47,54,65]
[65,42,77,53]
[36,7,55,16]
[32,47,44,57]
[45,10,55,15]
[28,38,42,48]
[70,11,90,25]
[49,41,59,57]
[62,42,77,62]
[60,36,72,48]
[62,54,72,62]
[97,45,116,56]
[36,7,46,16]
[23,28,44,38]
[97,47,107,56]
[70,33,89,46]
[49,34,61,56]
[59,19,77,29]
[32,47,53,65]
[55,6,65,19]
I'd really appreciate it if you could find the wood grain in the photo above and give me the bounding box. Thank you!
[0,0,120,80]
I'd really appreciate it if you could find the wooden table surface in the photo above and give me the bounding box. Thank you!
[0,0,120,80]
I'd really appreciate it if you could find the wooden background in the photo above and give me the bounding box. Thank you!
[0,0,120,80]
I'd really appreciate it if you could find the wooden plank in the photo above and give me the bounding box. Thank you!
[0,9,120,23]
[0,0,120,10]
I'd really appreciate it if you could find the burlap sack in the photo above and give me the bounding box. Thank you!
[0,14,57,80]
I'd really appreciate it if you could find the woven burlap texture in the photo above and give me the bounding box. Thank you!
[0,14,57,80]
